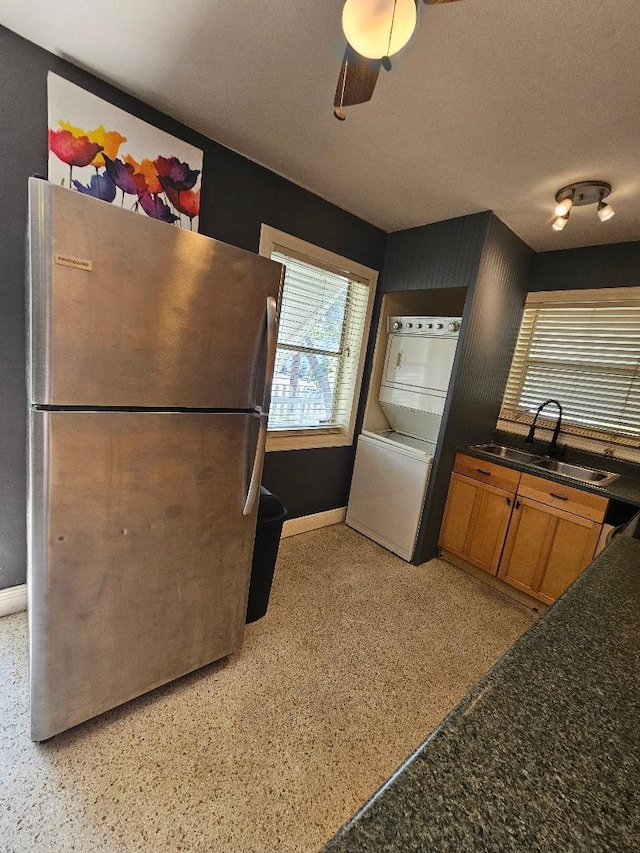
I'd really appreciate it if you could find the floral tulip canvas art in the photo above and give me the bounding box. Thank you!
[48,73,204,230]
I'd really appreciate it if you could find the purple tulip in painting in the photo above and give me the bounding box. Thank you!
[138,191,179,224]
[47,73,204,231]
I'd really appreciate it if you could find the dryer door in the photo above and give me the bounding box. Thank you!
[383,335,458,395]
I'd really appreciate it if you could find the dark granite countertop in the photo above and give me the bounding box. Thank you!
[461,442,640,509]
[321,536,640,852]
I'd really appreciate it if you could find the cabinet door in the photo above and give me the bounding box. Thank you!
[439,473,514,575]
[498,496,601,604]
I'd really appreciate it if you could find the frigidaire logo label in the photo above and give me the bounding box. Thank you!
[54,253,93,272]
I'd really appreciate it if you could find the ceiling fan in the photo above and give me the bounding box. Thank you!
[334,0,464,120]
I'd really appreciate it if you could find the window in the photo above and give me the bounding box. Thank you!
[500,288,640,449]
[259,226,377,451]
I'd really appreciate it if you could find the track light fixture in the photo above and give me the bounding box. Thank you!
[551,181,615,232]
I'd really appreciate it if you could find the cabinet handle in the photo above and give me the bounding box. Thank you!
[549,492,568,501]
[515,499,520,510]
[506,497,511,506]
[476,468,491,476]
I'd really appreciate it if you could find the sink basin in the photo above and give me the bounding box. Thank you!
[473,443,543,464]
[532,458,620,486]
[472,444,620,487]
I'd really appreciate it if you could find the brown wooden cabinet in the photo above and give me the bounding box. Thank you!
[439,473,515,576]
[497,495,602,604]
[439,452,520,575]
[439,454,608,606]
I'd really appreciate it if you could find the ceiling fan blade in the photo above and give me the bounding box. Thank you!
[334,46,381,117]
[422,1,464,4]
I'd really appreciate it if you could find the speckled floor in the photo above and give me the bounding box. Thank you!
[0,524,536,853]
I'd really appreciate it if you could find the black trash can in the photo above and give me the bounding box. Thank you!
[246,486,288,623]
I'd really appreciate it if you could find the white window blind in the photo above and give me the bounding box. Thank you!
[268,246,371,433]
[501,304,640,445]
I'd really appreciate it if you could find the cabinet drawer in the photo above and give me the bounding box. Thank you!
[454,453,521,493]
[518,473,608,523]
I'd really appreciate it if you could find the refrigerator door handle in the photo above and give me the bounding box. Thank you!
[243,413,268,516]
[243,297,277,515]
[261,295,278,414]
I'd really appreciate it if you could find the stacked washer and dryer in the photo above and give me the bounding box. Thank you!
[346,316,462,561]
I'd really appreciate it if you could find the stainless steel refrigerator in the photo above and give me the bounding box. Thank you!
[27,178,283,741]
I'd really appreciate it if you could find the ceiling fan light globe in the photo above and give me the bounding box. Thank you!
[342,0,418,60]
[552,215,569,231]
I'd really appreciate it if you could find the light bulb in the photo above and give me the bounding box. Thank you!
[342,0,418,60]
[554,197,573,217]
[552,215,569,231]
[598,202,615,222]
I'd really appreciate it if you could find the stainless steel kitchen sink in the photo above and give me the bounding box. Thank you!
[472,443,620,487]
[472,443,544,463]
[532,458,620,486]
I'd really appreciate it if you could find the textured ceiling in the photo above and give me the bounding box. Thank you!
[2,0,639,250]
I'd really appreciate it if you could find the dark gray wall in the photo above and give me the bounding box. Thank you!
[374,212,534,564]
[416,214,534,561]
[530,240,640,291]
[377,212,490,294]
[0,25,386,588]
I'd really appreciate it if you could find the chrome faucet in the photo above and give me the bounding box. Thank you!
[525,399,564,458]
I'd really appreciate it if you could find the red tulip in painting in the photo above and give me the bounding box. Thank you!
[48,129,105,186]
[164,186,201,229]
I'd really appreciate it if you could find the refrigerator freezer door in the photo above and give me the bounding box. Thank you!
[28,179,283,409]
[29,410,262,741]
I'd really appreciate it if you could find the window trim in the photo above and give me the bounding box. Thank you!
[259,225,378,452]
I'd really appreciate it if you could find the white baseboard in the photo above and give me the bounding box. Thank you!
[282,507,346,539]
[0,584,27,617]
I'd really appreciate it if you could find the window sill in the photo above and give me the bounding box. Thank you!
[266,430,353,452]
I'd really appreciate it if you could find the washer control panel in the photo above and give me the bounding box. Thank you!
[388,316,462,336]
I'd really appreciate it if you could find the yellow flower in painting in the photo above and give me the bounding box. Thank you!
[123,154,162,195]
[57,120,127,167]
